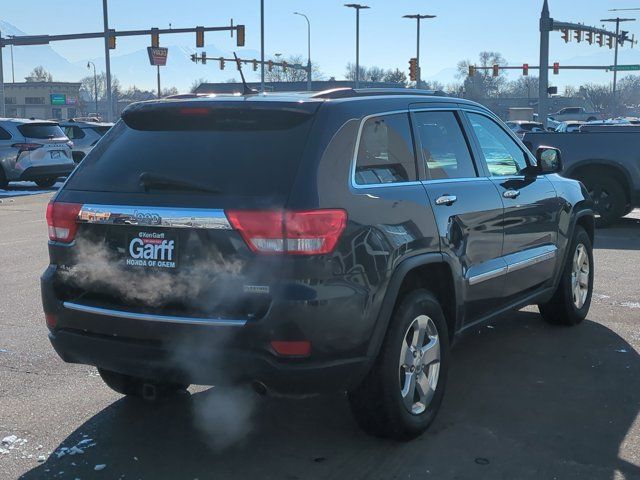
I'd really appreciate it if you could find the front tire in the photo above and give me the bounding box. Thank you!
[348,290,449,440]
[580,174,626,227]
[98,368,189,401]
[538,226,594,326]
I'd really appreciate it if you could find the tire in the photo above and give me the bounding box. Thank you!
[0,168,7,189]
[35,178,57,188]
[348,290,449,440]
[98,368,189,401]
[72,151,85,164]
[580,174,626,227]
[538,226,594,326]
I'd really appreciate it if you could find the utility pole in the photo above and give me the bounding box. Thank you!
[345,4,370,89]
[539,0,551,128]
[294,12,312,90]
[87,61,98,115]
[403,14,436,88]
[8,35,15,83]
[0,29,4,118]
[602,17,635,117]
[102,0,113,122]
[261,0,265,92]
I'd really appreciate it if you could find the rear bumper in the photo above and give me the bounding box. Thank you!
[41,265,375,395]
[19,164,75,181]
[48,329,369,394]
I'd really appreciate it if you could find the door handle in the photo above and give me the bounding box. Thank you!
[503,189,520,199]
[435,194,458,206]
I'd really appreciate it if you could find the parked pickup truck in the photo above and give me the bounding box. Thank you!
[549,107,601,123]
[524,127,640,225]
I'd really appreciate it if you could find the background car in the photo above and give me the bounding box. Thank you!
[506,120,546,139]
[555,121,585,133]
[60,120,113,163]
[549,107,601,122]
[0,118,75,189]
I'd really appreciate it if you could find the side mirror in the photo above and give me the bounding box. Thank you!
[536,146,562,174]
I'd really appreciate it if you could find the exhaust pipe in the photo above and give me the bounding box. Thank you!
[252,381,268,396]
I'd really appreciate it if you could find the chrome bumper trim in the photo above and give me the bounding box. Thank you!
[62,301,246,327]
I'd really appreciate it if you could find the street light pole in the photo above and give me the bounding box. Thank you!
[345,4,370,89]
[261,0,265,93]
[87,61,98,116]
[8,35,15,83]
[602,17,635,117]
[0,30,5,118]
[403,14,436,88]
[102,0,113,121]
[293,12,311,90]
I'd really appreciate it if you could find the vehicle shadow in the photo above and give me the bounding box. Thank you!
[0,182,61,198]
[595,215,640,251]
[20,311,639,480]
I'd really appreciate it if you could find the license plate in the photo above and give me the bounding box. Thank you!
[125,230,178,269]
[50,150,62,159]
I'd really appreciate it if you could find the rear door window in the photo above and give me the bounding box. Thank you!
[18,123,65,139]
[65,104,317,197]
[0,127,11,140]
[413,111,477,180]
[354,113,417,185]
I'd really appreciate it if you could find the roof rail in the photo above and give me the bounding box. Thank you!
[311,87,447,99]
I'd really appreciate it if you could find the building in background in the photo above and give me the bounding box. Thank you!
[3,82,82,120]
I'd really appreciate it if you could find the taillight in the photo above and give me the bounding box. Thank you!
[12,142,42,152]
[46,202,82,243]
[270,340,312,357]
[226,209,347,255]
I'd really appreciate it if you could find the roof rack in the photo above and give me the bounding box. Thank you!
[311,87,447,99]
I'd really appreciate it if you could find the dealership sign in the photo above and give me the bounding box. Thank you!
[147,47,168,66]
[50,94,78,105]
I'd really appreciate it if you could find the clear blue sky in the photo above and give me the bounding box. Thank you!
[3,0,640,85]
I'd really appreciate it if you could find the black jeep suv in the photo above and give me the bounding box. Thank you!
[42,89,595,440]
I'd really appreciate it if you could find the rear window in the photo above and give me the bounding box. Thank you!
[18,123,65,139]
[65,105,317,196]
[90,126,111,136]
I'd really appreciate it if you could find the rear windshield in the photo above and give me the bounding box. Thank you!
[65,105,316,196]
[18,123,65,139]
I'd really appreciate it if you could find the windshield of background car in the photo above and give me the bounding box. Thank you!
[17,123,66,139]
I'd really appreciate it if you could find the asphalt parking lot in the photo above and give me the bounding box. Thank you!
[0,192,638,480]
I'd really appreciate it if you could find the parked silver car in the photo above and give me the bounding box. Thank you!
[60,121,112,163]
[0,119,75,188]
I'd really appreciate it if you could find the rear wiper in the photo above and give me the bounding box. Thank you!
[139,172,221,194]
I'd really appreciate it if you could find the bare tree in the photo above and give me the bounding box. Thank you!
[368,66,386,82]
[26,66,53,82]
[161,87,179,97]
[265,55,318,82]
[457,51,508,100]
[345,63,370,82]
[580,84,612,113]
[190,78,208,93]
[383,68,408,85]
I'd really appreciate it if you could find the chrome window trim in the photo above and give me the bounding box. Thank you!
[350,109,420,190]
[63,302,247,327]
[77,204,232,230]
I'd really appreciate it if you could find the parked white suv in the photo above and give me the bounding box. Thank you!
[60,121,112,163]
[0,119,75,188]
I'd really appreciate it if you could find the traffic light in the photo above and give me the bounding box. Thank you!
[523,63,529,76]
[236,25,245,47]
[252,60,258,71]
[151,28,159,48]
[196,26,204,48]
[586,31,594,44]
[108,29,116,49]
[267,60,273,72]
[561,29,570,43]
[553,62,560,75]
[607,35,614,49]
[190,53,197,63]
[574,29,582,43]
[201,51,207,65]
[409,58,418,81]
[468,65,476,77]
[620,31,628,47]
[219,57,225,70]
[492,64,499,77]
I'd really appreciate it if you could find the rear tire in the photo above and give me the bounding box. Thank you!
[98,368,189,401]
[538,226,593,326]
[35,178,56,188]
[580,174,626,227]
[0,168,7,189]
[348,290,449,440]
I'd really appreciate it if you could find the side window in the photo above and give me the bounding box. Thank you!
[468,113,529,177]
[64,126,73,139]
[0,127,11,140]
[67,126,85,139]
[413,111,477,180]
[355,113,417,185]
